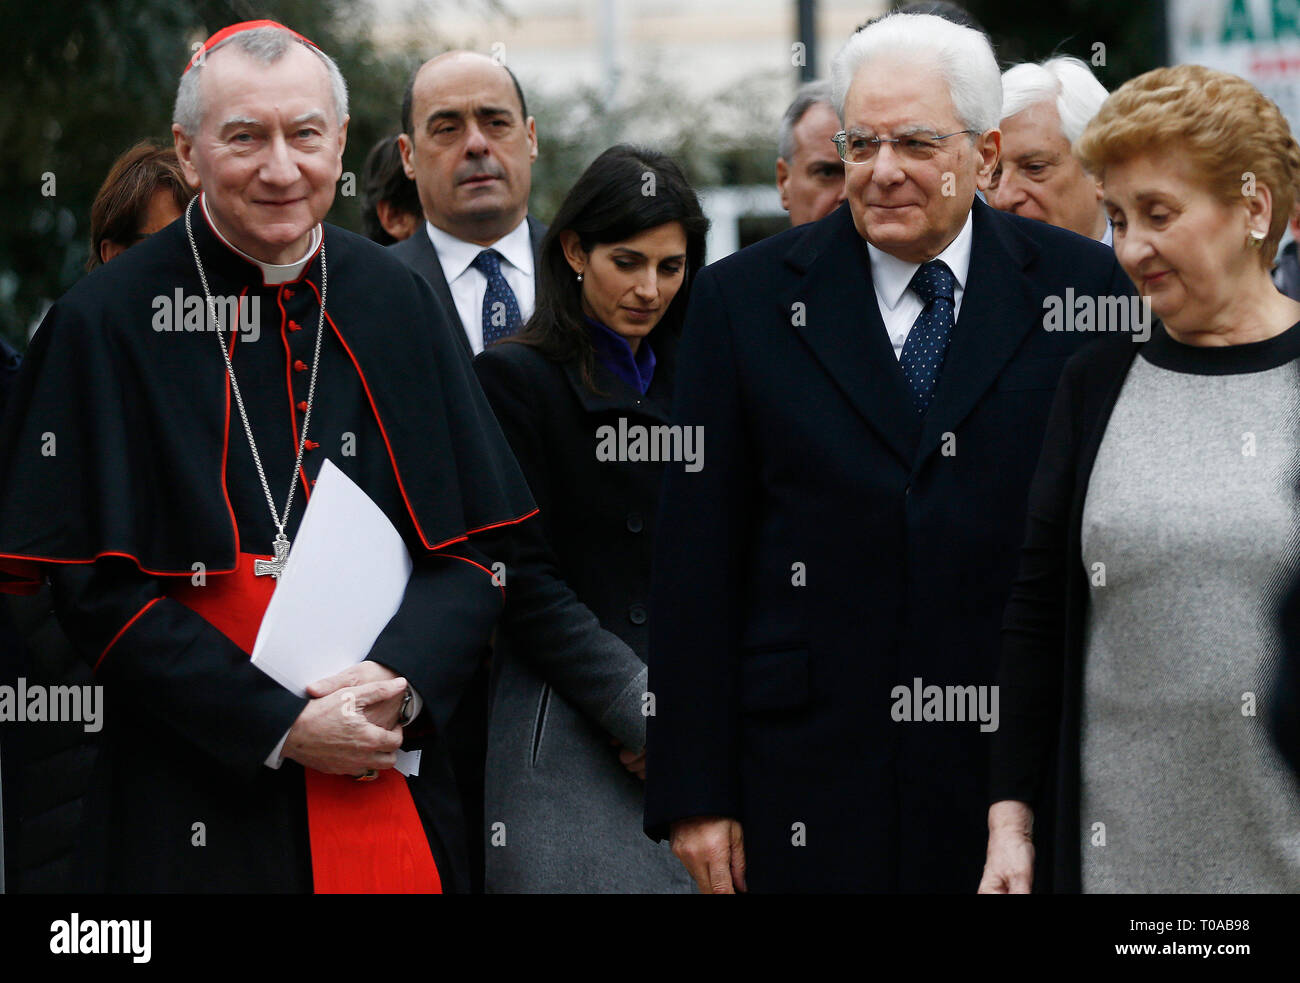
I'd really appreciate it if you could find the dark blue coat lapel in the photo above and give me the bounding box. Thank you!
[783,204,920,467]
[527,215,546,260]
[915,197,1041,467]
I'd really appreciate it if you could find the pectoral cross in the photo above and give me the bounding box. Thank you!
[254,534,291,578]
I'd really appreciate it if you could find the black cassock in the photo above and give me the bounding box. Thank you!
[0,205,537,892]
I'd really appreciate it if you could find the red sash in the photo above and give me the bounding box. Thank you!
[168,553,441,893]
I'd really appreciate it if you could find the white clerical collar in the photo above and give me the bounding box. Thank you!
[1101,218,1114,248]
[200,193,322,285]
[425,216,534,284]
[866,210,973,311]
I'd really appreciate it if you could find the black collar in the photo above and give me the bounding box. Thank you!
[188,195,325,290]
[559,327,677,422]
[1141,318,1300,375]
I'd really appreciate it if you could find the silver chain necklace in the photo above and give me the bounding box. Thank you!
[184,196,327,578]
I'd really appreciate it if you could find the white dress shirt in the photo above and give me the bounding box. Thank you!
[866,211,973,360]
[425,217,536,354]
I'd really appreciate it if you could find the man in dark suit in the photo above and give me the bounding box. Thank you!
[390,50,545,358]
[643,11,1136,893]
[388,50,545,890]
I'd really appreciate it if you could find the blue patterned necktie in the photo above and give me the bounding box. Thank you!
[899,259,956,415]
[472,248,523,346]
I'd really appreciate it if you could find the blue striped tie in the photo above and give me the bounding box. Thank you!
[899,259,956,414]
[472,249,523,346]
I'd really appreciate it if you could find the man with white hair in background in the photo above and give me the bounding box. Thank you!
[989,56,1111,243]
[776,80,847,226]
[645,12,1134,893]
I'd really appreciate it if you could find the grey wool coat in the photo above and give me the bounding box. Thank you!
[474,329,693,893]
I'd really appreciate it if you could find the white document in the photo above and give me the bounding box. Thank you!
[251,458,420,777]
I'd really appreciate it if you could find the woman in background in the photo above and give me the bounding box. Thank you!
[87,140,193,269]
[475,144,706,892]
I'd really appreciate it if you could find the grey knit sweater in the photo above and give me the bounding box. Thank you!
[1079,324,1300,892]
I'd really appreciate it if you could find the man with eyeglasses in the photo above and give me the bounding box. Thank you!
[645,11,1135,893]
[988,57,1111,244]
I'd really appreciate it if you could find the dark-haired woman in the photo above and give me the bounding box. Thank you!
[475,145,707,892]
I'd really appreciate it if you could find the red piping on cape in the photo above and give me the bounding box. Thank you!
[437,551,506,601]
[302,277,539,551]
[223,297,244,557]
[0,290,244,590]
[95,596,163,672]
[0,550,236,579]
[276,288,313,502]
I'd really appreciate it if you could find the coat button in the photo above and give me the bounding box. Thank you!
[304,439,320,451]
[284,288,295,299]
[628,603,647,625]
[297,401,308,413]
[294,359,307,372]
[626,511,643,533]
[288,319,302,332]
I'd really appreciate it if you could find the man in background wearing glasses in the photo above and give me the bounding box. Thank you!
[645,11,1134,893]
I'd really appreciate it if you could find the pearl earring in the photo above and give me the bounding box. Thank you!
[577,272,584,282]
[1247,229,1266,248]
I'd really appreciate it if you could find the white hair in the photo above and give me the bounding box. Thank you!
[1000,56,1108,143]
[173,25,349,135]
[778,80,835,162]
[830,12,1002,134]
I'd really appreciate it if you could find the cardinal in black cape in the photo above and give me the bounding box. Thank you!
[0,21,541,893]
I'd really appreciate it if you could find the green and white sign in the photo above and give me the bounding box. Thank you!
[1169,0,1300,127]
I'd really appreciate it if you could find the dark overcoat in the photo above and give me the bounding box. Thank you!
[644,199,1136,892]
[474,331,692,892]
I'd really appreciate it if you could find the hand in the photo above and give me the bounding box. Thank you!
[977,800,1035,894]
[609,737,646,780]
[283,677,406,776]
[618,747,646,780]
[308,662,406,730]
[669,815,747,894]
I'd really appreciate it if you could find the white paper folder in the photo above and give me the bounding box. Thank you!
[251,458,420,776]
